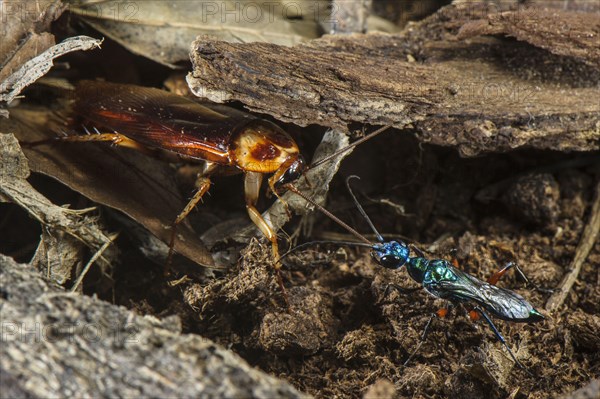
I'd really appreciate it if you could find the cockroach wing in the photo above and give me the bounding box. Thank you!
[429,267,541,322]
[71,81,257,164]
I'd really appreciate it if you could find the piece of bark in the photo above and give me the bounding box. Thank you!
[188,36,440,130]
[457,8,600,67]
[188,3,599,156]
[0,254,309,398]
[558,379,600,399]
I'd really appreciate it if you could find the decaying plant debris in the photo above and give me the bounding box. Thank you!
[1,1,599,398]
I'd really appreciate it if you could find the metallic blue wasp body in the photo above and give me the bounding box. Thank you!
[372,240,544,323]
[285,176,545,374]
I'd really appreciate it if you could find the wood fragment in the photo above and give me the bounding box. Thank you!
[189,3,600,156]
[457,7,600,67]
[546,181,600,313]
[0,254,309,398]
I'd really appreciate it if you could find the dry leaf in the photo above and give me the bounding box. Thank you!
[0,0,65,74]
[1,36,102,106]
[0,132,117,280]
[70,0,329,67]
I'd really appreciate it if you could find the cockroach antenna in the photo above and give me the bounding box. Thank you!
[345,175,385,243]
[284,184,372,245]
[309,126,391,170]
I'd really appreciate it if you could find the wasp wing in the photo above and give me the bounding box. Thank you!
[427,266,539,322]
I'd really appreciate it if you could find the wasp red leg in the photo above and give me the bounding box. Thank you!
[487,262,515,286]
[488,262,553,293]
[166,176,211,272]
[472,306,534,376]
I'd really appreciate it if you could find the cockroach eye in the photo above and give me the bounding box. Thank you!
[276,155,306,187]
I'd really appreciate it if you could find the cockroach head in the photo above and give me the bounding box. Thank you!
[275,154,307,188]
[371,240,409,269]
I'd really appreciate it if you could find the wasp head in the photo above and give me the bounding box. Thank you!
[371,240,409,269]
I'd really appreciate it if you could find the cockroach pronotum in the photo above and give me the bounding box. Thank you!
[285,176,545,374]
[27,80,389,295]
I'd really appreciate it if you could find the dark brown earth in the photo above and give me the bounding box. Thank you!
[108,134,600,398]
[1,1,599,398]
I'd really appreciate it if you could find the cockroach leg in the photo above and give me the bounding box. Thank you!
[245,172,282,264]
[28,132,151,153]
[166,176,212,272]
[245,172,280,261]
[246,172,290,306]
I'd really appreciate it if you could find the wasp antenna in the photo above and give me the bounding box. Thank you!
[309,125,391,170]
[285,184,373,245]
[345,175,384,243]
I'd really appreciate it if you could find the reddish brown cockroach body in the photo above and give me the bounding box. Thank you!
[43,80,306,272]
[30,80,390,302]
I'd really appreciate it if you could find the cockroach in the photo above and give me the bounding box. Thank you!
[285,176,545,374]
[28,80,389,292]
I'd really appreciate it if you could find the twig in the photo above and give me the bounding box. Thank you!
[546,181,600,313]
[70,233,118,292]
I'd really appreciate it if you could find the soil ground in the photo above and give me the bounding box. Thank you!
[61,133,599,398]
